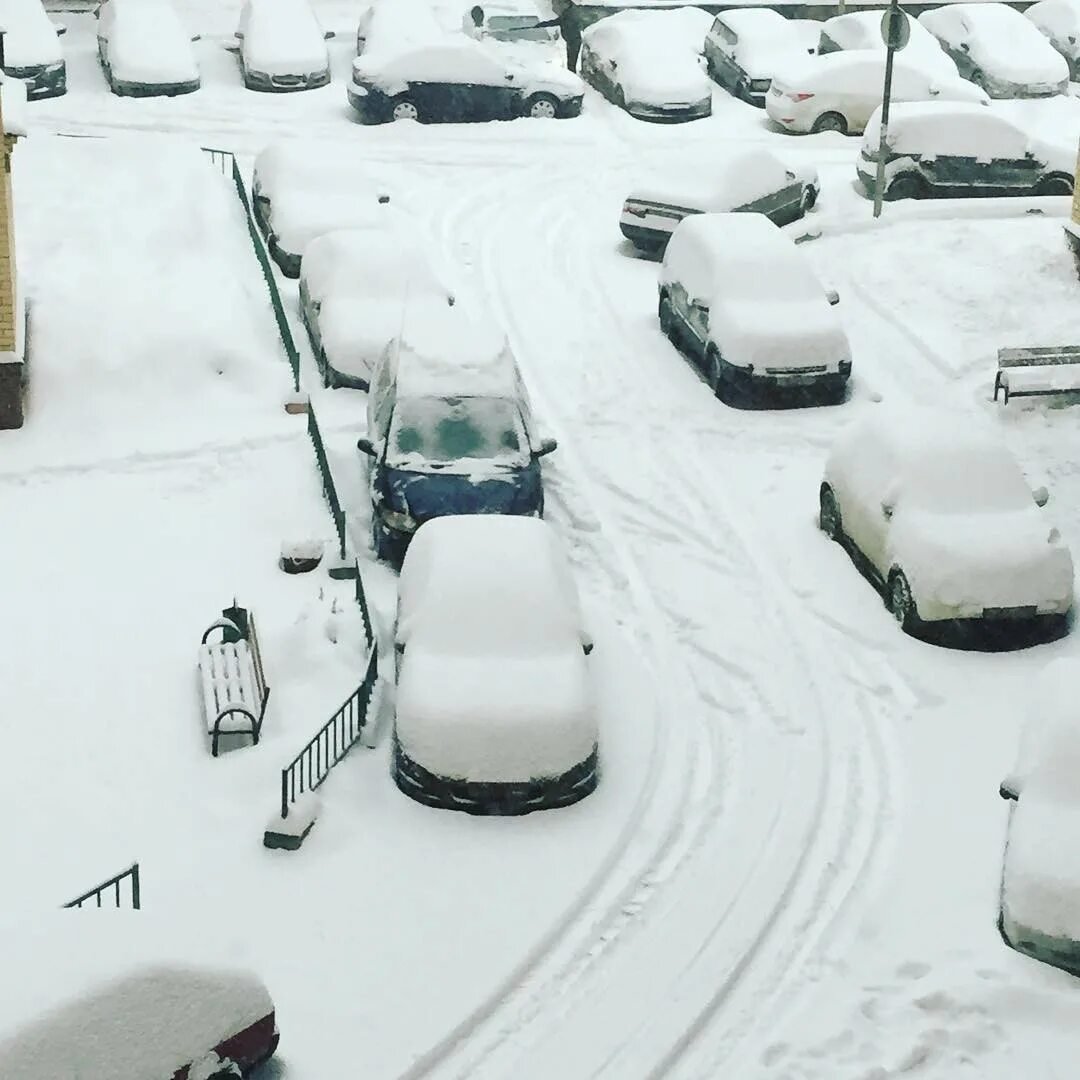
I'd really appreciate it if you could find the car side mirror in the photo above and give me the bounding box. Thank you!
[999,775,1020,800]
[959,40,969,51]
[535,436,558,457]
[583,641,594,655]
[191,33,201,41]
[324,29,336,39]
[826,289,840,306]
[357,436,377,456]
[881,500,894,520]
[610,59,618,69]
[1033,485,1050,507]
[505,72,515,80]
[928,84,940,95]
[53,21,67,35]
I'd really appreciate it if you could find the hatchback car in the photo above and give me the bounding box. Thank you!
[621,148,818,253]
[0,0,66,100]
[348,39,584,122]
[819,408,1074,635]
[96,0,199,96]
[579,7,714,122]
[857,102,1075,200]
[234,0,331,92]
[766,51,987,135]
[703,8,813,106]
[299,226,456,389]
[919,3,1069,97]
[357,308,557,565]
[394,515,597,815]
[1025,0,1080,80]
[659,213,850,405]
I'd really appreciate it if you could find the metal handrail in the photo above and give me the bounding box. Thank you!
[63,862,141,910]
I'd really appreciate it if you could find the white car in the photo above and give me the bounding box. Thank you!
[393,515,598,815]
[1025,0,1080,80]
[235,0,331,92]
[579,7,715,122]
[96,0,199,97]
[999,658,1080,975]
[820,408,1074,635]
[251,141,398,277]
[0,0,66,99]
[299,227,456,389]
[919,3,1069,97]
[816,10,959,80]
[658,212,850,404]
[766,51,988,134]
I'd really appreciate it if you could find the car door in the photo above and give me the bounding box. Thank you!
[705,19,740,89]
[937,113,1029,193]
[835,437,888,572]
[461,50,519,120]
[744,173,803,225]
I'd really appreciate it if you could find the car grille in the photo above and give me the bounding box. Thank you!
[765,364,827,375]
[983,606,1038,620]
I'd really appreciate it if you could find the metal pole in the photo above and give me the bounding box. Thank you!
[130,863,141,910]
[872,1,900,218]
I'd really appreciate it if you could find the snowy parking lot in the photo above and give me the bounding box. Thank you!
[6,1,1080,1076]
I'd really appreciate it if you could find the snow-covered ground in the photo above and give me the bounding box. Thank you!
[6,3,1080,1077]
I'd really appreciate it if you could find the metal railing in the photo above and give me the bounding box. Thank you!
[278,646,378,820]
[307,406,348,563]
[63,862,141,910]
[355,560,374,648]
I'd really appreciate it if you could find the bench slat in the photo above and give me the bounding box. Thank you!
[998,346,1080,369]
[198,642,260,733]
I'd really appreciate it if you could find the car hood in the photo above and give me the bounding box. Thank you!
[111,26,199,82]
[318,299,395,378]
[972,35,1068,84]
[509,58,585,96]
[381,463,541,516]
[710,298,850,370]
[617,65,712,104]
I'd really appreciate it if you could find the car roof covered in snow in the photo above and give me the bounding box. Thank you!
[252,139,391,195]
[583,6,713,52]
[863,101,1016,153]
[354,37,508,82]
[715,7,789,35]
[1026,0,1080,36]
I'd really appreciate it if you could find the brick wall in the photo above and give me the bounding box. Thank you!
[0,135,17,356]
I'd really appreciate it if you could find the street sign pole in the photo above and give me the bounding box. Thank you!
[873,0,907,218]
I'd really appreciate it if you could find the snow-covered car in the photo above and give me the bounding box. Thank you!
[95,0,199,97]
[357,308,557,565]
[0,963,279,1080]
[1025,0,1080,80]
[819,408,1074,635]
[999,658,1080,975]
[463,0,560,45]
[0,0,66,100]
[252,141,397,277]
[919,3,1069,97]
[658,212,850,405]
[857,102,1076,200]
[620,148,818,253]
[766,51,988,135]
[348,39,584,122]
[816,10,959,81]
[703,8,814,106]
[355,0,449,56]
[234,0,331,92]
[393,514,597,815]
[578,7,714,122]
[299,226,456,389]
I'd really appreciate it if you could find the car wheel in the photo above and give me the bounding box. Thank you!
[658,294,676,340]
[391,96,420,122]
[811,111,847,135]
[526,93,559,119]
[706,344,723,396]
[885,173,926,201]
[888,570,919,633]
[1034,173,1073,196]
[819,485,843,541]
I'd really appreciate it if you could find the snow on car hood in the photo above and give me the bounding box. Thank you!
[272,191,401,256]
[0,0,63,68]
[628,150,797,213]
[710,297,849,371]
[244,5,328,75]
[506,56,585,96]
[111,11,199,83]
[318,297,398,379]
[970,15,1070,84]
[396,648,596,782]
[619,65,711,106]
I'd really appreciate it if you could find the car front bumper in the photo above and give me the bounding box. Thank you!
[9,61,66,100]
[246,68,331,93]
[720,357,851,399]
[625,97,712,123]
[110,75,200,97]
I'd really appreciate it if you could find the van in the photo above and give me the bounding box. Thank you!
[0,0,66,100]
[658,212,850,405]
[356,307,557,566]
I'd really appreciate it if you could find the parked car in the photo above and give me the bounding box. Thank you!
[349,39,583,122]
[857,102,1076,199]
[0,963,279,1080]
[621,148,818,253]
[299,226,456,389]
[658,213,850,405]
[999,658,1080,976]
[819,408,1074,635]
[96,0,199,97]
[357,308,557,565]
[579,7,714,122]
[0,0,66,100]
[234,0,331,92]
[356,0,448,56]
[252,140,397,276]
[919,2,1069,97]
[463,0,561,45]
[703,8,814,106]
[766,51,987,135]
[1025,0,1080,80]
[393,515,597,815]
[817,10,959,80]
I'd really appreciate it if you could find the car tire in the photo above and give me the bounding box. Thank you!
[526,93,559,119]
[819,485,843,541]
[1034,173,1074,196]
[391,96,420,122]
[811,111,847,135]
[888,569,920,633]
[706,344,723,396]
[885,173,926,201]
[658,294,676,341]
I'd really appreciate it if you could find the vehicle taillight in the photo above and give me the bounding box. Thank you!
[791,91,814,102]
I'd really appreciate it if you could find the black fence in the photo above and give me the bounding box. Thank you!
[278,646,378,820]
[307,406,348,564]
[63,862,141,910]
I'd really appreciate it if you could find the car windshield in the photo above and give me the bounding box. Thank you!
[904,447,1033,514]
[388,396,528,466]
[488,15,540,29]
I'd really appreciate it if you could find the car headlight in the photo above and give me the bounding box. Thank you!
[351,83,369,96]
[380,507,417,532]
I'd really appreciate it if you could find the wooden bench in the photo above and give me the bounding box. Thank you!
[994,346,1080,405]
[198,604,269,757]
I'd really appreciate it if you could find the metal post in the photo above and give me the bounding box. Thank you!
[873,0,900,218]
[281,768,289,819]
[130,863,141,910]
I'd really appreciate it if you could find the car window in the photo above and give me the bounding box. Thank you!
[371,357,396,439]
[391,45,507,84]
[710,16,738,47]
[387,396,528,466]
